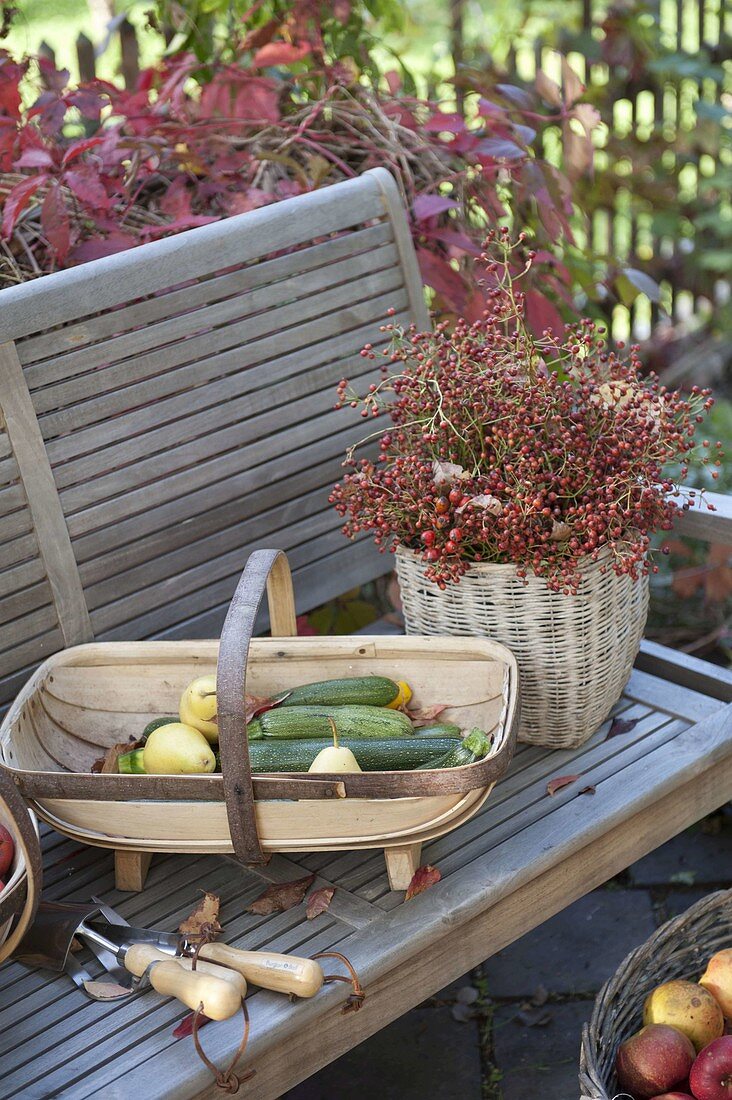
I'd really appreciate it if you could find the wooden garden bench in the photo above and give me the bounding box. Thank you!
[0,169,730,1098]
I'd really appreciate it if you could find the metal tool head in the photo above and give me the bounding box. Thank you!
[15,900,101,971]
[84,919,180,956]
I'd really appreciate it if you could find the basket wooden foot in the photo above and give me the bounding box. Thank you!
[385,842,422,891]
[115,850,153,892]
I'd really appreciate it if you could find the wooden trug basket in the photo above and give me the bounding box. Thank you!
[0,550,518,892]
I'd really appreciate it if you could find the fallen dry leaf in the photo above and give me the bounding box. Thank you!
[456,493,503,516]
[546,774,580,796]
[579,785,596,796]
[245,694,288,723]
[173,1011,212,1038]
[83,979,132,1000]
[516,1006,552,1027]
[408,703,449,725]
[432,459,470,485]
[178,891,222,939]
[606,716,639,739]
[306,886,334,920]
[550,520,571,541]
[404,864,441,901]
[91,740,139,774]
[247,874,315,916]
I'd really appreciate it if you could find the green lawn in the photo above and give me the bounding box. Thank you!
[3,0,161,83]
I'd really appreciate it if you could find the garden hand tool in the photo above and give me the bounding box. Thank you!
[15,900,243,1019]
[91,896,324,998]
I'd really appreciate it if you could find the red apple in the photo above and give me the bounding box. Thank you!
[649,1094,694,1099]
[616,1024,696,1098]
[689,1036,732,1100]
[0,825,14,878]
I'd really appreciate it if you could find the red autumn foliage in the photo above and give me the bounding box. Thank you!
[0,47,602,326]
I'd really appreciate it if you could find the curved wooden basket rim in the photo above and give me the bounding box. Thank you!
[3,550,518,865]
[0,769,42,962]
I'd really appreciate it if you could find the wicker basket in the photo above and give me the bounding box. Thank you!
[579,889,732,1098]
[0,549,519,893]
[0,769,41,965]
[396,545,649,749]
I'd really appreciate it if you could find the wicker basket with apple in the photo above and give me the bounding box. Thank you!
[0,768,41,965]
[580,890,732,1100]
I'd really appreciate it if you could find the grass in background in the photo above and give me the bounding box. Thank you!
[2,0,161,82]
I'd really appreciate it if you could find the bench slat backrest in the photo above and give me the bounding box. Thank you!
[0,168,428,708]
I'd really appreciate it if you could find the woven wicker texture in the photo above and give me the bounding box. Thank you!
[579,889,732,1099]
[395,546,649,748]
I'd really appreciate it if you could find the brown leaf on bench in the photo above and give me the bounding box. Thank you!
[247,874,315,915]
[606,716,638,739]
[178,891,222,938]
[173,1011,212,1038]
[306,886,334,920]
[546,774,580,796]
[579,785,596,796]
[83,979,132,1000]
[90,740,140,774]
[404,864,441,900]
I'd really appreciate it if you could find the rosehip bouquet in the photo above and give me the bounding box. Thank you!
[331,232,719,594]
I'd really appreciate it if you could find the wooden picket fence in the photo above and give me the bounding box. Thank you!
[500,0,730,339]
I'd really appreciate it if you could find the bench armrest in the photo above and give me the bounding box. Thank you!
[670,487,732,545]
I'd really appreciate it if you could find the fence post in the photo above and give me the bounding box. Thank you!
[76,33,96,83]
[119,17,140,89]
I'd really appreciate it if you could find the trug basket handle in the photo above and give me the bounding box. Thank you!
[216,549,297,864]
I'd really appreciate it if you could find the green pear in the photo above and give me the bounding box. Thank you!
[143,722,216,775]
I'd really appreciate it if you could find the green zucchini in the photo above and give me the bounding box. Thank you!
[242,737,460,773]
[273,676,400,708]
[247,704,413,741]
[141,717,178,744]
[118,748,146,774]
[416,728,492,769]
[413,721,462,739]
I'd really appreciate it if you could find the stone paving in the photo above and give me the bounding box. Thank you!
[286,806,731,1100]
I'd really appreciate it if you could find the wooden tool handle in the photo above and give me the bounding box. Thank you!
[217,549,297,865]
[124,944,242,1020]
[199,944,324,998]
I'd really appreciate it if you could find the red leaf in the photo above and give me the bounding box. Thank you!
[561,57,585,107]
[525,290,564,339]
[296,614,317,636]
[41,182,70,263]
[546,774,580,796]
[416,248,467,313]
[2,174,47,238]
[306,887,334,920]
[69,233,137,264]
[246,874,315,916]
[173,1011,212,1038]
[0,59,25,120]
[253,40,312,66]
[62,136,103,167]
[413,194,459,222]
[404,864,441,900]
[14,148,54,168]
[535,71,563,108]
[474,137,526,160]
[606,716,639,739]
[423,111,465,134]
[65,167,111,210]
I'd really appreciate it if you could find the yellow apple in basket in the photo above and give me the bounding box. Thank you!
[644,980,724,1051]
[700,949,732,1020]
[179,675,219,742]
